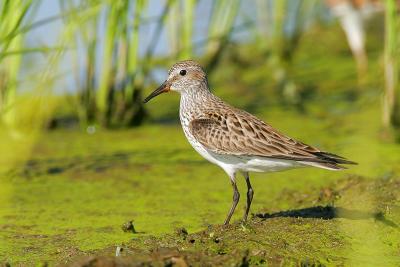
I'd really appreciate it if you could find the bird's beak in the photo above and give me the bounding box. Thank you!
[143,80,171,103]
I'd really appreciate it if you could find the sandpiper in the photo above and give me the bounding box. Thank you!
[144,60,356,225]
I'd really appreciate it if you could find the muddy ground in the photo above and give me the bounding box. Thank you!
[55,175,400,266]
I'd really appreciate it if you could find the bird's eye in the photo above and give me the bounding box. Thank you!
[179,69,187,76]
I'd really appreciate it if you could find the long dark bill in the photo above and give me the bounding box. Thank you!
[143,80,170,103]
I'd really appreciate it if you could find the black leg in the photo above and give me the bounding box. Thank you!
[224,178,240,225]
[243,172,254,222]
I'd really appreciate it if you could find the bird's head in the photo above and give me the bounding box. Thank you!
[143,60,208,103]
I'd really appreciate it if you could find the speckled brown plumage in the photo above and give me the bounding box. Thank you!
[144,59,356,225]
[188,96,355,170]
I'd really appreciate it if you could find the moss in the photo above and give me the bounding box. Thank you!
[60,176,400,266]
[1,98,400,265]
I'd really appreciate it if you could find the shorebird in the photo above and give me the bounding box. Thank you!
[144,60,356,225]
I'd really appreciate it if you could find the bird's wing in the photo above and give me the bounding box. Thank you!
[189,109,355,167]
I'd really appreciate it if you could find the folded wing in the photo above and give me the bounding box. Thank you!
[189,110,356,170]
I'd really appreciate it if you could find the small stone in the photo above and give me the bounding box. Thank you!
[86,125,96,134]
[121,220,137,233]
[115,246,123,257]
[175,227,188,239]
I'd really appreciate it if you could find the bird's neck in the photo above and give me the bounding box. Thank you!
[180,81,213,104]
[179,83,214,120]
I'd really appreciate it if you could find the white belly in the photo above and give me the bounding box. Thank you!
[208,153,303,173]
[181,122,223,166]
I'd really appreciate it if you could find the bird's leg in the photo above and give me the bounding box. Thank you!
[224,176,240,225]
[243,172,254,222]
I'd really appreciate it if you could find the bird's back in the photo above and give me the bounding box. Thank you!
[181,93,356,171]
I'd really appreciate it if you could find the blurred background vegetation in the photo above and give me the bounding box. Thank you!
[0,0,398,131]
[1,0,400,265]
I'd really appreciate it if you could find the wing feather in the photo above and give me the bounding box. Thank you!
[189,110,356,167]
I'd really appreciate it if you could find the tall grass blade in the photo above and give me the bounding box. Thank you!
[383,0,400,128]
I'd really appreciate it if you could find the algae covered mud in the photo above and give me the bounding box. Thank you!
[72,176,400,266]
[1,101,400,266]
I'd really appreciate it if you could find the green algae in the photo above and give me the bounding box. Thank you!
[66,176,400,266]
[1,98,400,265]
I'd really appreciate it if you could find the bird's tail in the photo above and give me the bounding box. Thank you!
[300,152,357,171]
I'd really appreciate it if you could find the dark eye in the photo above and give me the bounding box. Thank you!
[179,69,187,76]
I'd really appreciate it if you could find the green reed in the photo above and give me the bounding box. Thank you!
[181,0,195,59]
[383,0,400,128]
[204,0,240,71]
[166,0,194,59]
[0,0,35,128]
[62,0,149,127]
[0,0,68,133]
[67,0,242,127]
[255,0,320,104]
